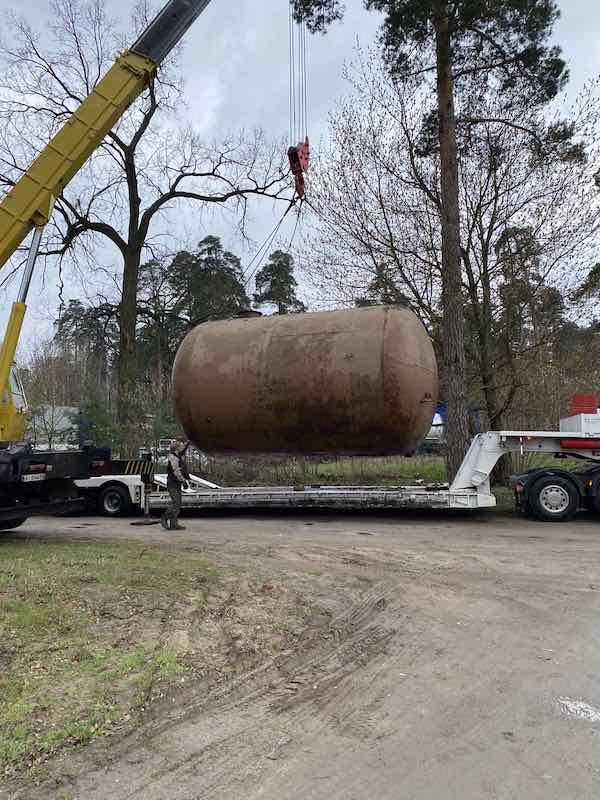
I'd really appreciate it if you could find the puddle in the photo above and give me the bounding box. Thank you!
[556,697,600,723]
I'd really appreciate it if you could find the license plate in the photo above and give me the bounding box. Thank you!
[22,474,46,483]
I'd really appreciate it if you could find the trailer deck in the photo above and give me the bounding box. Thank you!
[148,483,496,512]
[146,430,600,518]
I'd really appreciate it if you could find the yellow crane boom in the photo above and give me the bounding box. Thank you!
[0,0,213,444]
[0,52,156,266]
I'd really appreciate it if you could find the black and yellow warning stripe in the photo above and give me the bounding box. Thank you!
[112,460,155,479]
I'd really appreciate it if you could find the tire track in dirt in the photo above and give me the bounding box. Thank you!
[132,606,403,798]
[32,571,422,800]
[12,540,446,800]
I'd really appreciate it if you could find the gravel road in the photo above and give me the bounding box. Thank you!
[6,509,600,799]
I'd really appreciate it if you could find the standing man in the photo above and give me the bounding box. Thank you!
[162,440,190,530]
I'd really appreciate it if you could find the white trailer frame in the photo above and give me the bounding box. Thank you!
[75,472,218,515]
[147,430,600,513]
[75,474,145,514]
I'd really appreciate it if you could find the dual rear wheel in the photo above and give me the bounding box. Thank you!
[527,475,580,523]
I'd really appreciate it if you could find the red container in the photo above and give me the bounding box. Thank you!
[570,394,598,416]
[560,439,600,450]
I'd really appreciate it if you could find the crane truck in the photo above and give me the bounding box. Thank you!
[0,0,215,530]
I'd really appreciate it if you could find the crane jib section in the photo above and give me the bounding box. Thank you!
[0,52,156,269]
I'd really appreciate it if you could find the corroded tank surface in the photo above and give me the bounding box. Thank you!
[173,305,438,454]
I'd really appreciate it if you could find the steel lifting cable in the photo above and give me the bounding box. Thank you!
[286,199,304,253]
[289,2,307,143]
[289,4,296,144]
[289,2,310,142]
[242,219,284,288]
[242,200,297,288]
[294,12,307,141]
[300,20,308,140]
[288,2,310,199]
[297,18,302,142]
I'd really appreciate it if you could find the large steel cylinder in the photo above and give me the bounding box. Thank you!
[173,305,438,454]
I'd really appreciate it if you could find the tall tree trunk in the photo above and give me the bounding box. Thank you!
[489,409,512,487]
[118,248,141,456]
[435,14,470,482]
[480,349,512,486]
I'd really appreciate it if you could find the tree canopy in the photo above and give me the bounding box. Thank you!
[295,0,567,104]
[170,236,251,326]
[254,250,306,314]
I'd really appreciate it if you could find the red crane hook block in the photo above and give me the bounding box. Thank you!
[288,136,310,198]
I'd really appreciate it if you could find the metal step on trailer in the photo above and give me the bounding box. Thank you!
[148,483,497,512]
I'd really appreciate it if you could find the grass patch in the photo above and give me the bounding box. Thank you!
[199,453,447,487]
[196,451,594,490]
[492,487,517,514]
[0,538,217,776]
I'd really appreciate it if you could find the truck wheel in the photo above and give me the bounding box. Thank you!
[0,516,27,531]
[100,485,131,517]
[529,476,579,523]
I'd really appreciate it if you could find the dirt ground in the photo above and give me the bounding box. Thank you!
[4,508,600,799]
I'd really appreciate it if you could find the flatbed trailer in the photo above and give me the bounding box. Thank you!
[5,430,599,529]
[149,483,489,512]
[147,430,600,522]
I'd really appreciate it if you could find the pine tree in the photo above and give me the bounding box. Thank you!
[254,250,306,314]
[169,236,250,324]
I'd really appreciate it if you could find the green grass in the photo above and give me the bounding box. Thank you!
[201,453,447,487]
[309,454,446,484]
[0,539,217,774]
[199,451,594,489]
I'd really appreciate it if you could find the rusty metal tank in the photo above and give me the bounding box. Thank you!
[172,305,438,454]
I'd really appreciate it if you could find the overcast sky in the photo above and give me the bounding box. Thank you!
[2,0,599,349]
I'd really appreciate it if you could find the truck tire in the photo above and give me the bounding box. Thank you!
[99,485,132,517]
[0,516,27,531]
[529,475,579,523]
